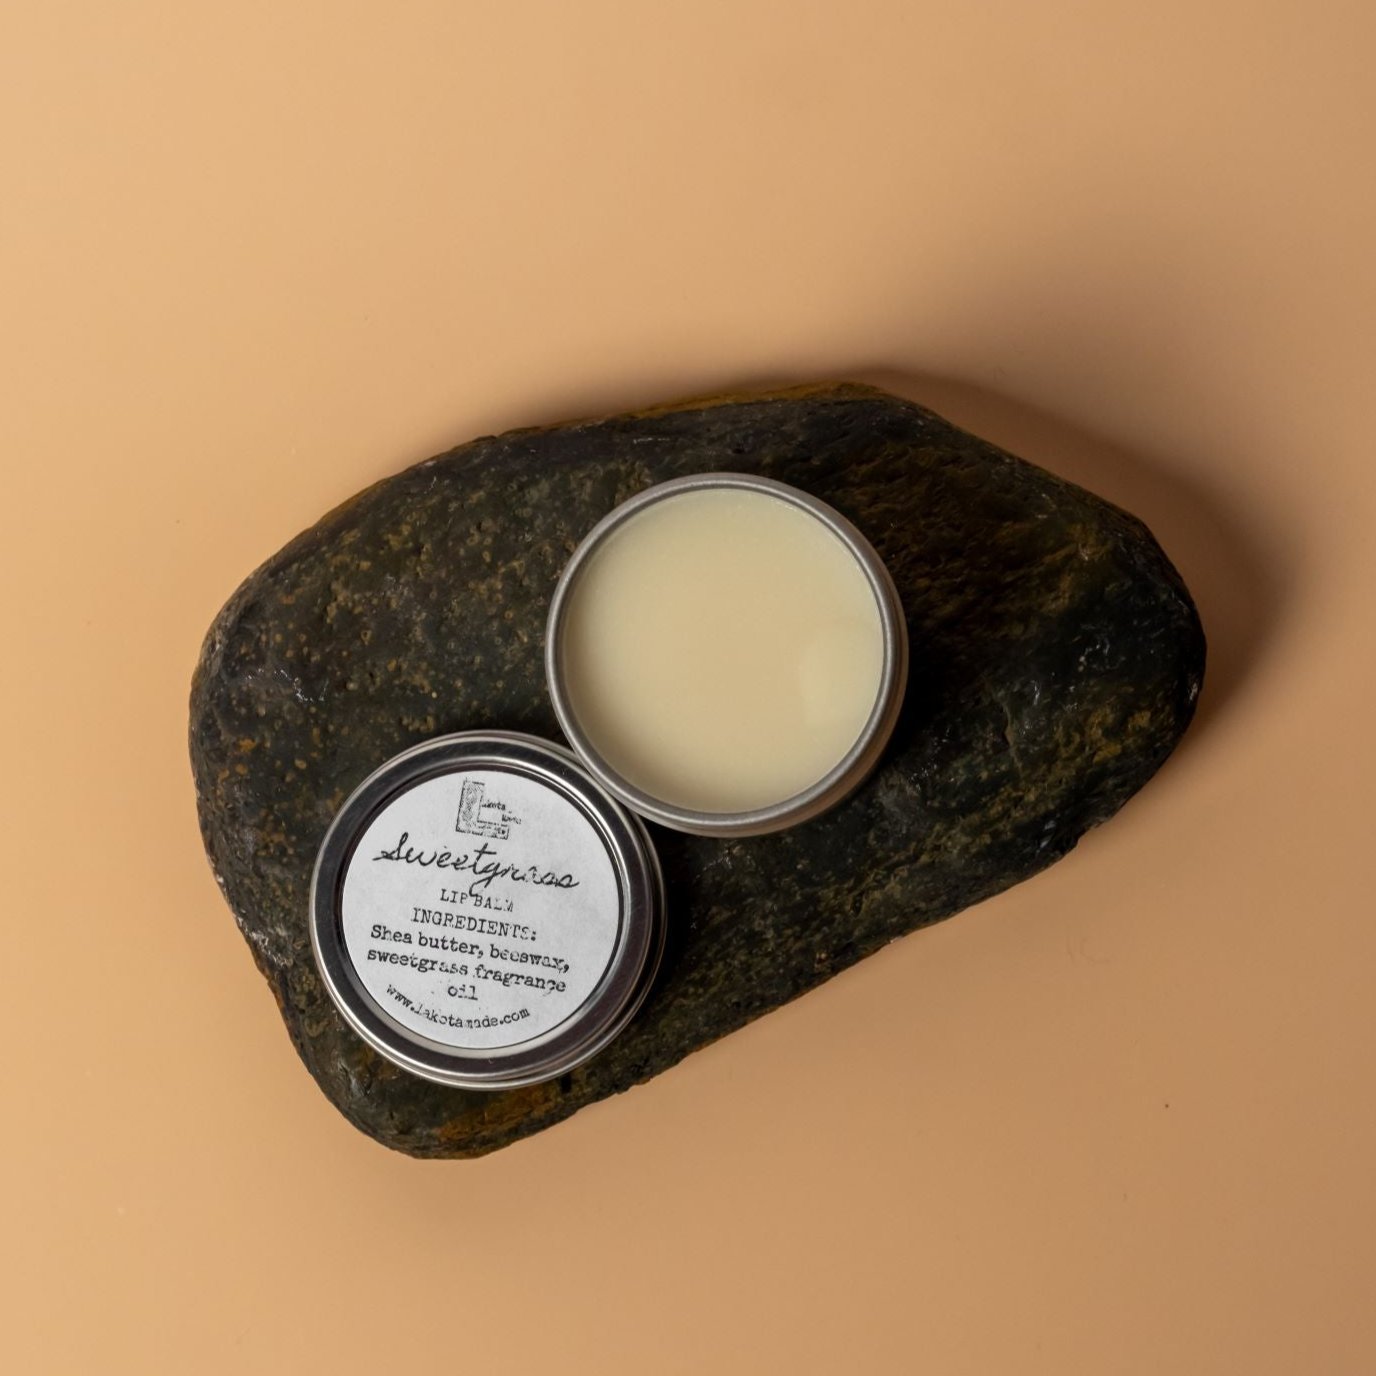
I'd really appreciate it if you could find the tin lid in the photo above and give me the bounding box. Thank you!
[310,731,665,1090]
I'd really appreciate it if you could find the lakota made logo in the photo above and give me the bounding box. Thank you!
[456,779,518,840]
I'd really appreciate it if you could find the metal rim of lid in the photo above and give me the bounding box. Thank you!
[545,471,909,837]
[309,731,665,1091]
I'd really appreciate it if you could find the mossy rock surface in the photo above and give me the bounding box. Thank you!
[189,384,1205,1157]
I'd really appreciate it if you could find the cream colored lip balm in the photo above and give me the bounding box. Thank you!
[546,473,907,835]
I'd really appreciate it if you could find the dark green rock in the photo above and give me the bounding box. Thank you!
[189,384,1204,1157]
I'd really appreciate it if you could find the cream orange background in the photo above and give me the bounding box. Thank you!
[2,3,1374,1372]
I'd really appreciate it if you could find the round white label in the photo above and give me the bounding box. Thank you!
[339,767,621,1051]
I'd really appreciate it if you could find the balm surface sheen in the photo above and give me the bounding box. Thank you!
[558,486,885,814]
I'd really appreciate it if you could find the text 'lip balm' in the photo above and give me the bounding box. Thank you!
[546,473,908,835]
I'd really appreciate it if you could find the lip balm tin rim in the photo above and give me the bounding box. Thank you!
[309,731,665,1091]
[545,471,909,837]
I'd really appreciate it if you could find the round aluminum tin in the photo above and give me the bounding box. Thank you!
[545,472,909,837]
[310,731,665,1090]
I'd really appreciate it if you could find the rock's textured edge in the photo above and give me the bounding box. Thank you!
[190,383,1205,1157]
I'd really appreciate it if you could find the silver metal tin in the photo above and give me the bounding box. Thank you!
[310,731,665,1090]
[546,472,909,837]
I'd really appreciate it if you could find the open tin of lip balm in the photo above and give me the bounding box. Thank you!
[311,472,905,1088]
[310,732,665,1090]
[546,473,909,836]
